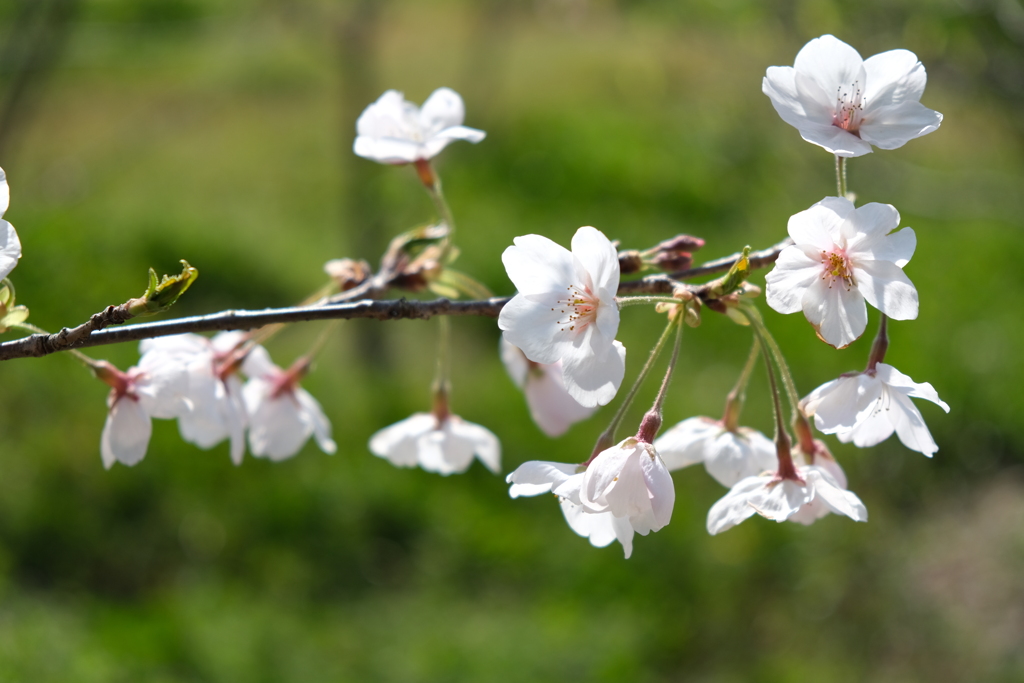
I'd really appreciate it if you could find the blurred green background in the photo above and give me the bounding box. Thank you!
[0,0,1022,680]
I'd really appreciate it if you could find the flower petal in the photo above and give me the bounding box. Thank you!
[560,338,625,408]
[418,87,466,134]
[369,413,436,468]
[654,416,719,471]
[852,258,919,320]
[639,448,675,531]
[802,276,867,348]
[507,460,579,497]
[793,35,866,109]
[101,397,153,469]
[765,245,823,315]
[874,363,950,412]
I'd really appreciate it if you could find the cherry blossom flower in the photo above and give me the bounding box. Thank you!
[138,331,250,465]
[802,362,949,457]
[706,463,867,535]
[353,88,486,164]
[788,441,854,525]
[506,460,636,558]
[498,226,626,408]
[580,437,675,538]
[499,338,596,437]
[241,347,336,461]
[765,197,918,348]
[0,168,22,281]
[655,416,777,487]
[763,34,942,157]
[369,411,500,476]
[95,358,190,469]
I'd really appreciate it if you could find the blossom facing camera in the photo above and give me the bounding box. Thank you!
[765,197,918,348]
[0,167,22,281]
[498,226,626,408]
[499,339,596,437]
[802,362,950,457]
[763,34,942,157]
[506,460,637,558]
[369,412,500,476]
[655,416,778,487]
[241,347,336,461]
[353,88,486,165]
[706,464,867,535]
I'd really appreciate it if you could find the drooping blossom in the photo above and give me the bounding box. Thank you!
[353,88,486,165]
[241,347,336,461]
[788,440,855,525]
[369,410,500,476]
[507,461,636,558]
[763,34,942,157]
[706,463,867,535]
[0,167,22,281]
[138,331,250,465]
[499,338,596,437]
[765,197,918,348]
[802,362,949,457]
[94,358,190,469]
[655,416,777,487]
[498,226,625,408]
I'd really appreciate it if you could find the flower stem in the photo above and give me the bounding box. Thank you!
[722,338,760,432]
[835,155,848,198]
[866,314,888,373]
[615,295,687,308]
[431,315,452,420]
[419,160,457,262]
[636,313,685,443]
[584,316,677,465]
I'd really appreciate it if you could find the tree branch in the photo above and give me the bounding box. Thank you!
[0,238,791,362]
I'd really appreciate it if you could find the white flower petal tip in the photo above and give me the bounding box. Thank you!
[654,417,778,487]
[706,465,867,535]
[803,362,948,457]
[499,339,597,437]
[498,226,625,408]
[353,87,486,164]
[763,35,942,157]
[765,197,918,348]
[369,412,501,476]
[0,168,22,280]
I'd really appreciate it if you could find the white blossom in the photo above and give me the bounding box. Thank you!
[580,437,675,538]
[369,412,500,476]
[138,331,249,465]
[353,88,486,164]
[241,347,336,461]
[706,464,867,535]
[506,460,636,558]
[765,197,918,348]
[763,34,942,157]
[498,226,626,408]
[655,416,778,487]
[802,362,949,457]
[0,167,22,281]
[499,338,596,437]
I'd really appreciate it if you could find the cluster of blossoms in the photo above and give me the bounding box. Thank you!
[7,39,943,560]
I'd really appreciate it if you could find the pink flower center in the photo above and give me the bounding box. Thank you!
[819,249,855,290]
[553,284,598,333]
[832,81,865,134]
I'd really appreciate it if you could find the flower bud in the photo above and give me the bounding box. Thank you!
[653,234,705,254]
[650,251,694,272]
[617,249,645,275]
[324,258,371,291]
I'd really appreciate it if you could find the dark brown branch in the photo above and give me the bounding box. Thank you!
[0,238,792,362]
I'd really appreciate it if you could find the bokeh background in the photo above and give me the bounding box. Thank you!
[0,0,1022,680]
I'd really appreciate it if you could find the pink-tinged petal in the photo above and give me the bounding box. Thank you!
[449,418,501,474]
[706,476,768,534]
[0,219,20,281]
[639,448,675,531]
[874,363,950,412]
[842,202,900,248]
[802,277,867,348]
[788,198,850,249]
[560,338,625,408]
[747,479,811,521]
[418,87,465,134]
[501,234,576,296]
[859,102,942,150]
[246,390,308,461]
[570,227,620,298]
[240,345,279,379]
[852,259,919,320]
[889,392,940,457]
[580,440,637,512]
[102,397,153,469]
[765,245,821,315]
[506,461,579,497]
[863,49,927,105]
[793,35,866,108]
[805,468,868,521]
[807,376,862,433]
[369,413,436,467]
[654,416,720,471]
[798,121,875,157]
[523,362,596,437]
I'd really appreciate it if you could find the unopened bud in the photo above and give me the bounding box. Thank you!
[618,250,644,275]
[324,258,372,291]
[636,410,663,443]
[126,261,199,317]
[654,234,705,254]
[651,251,693,272]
